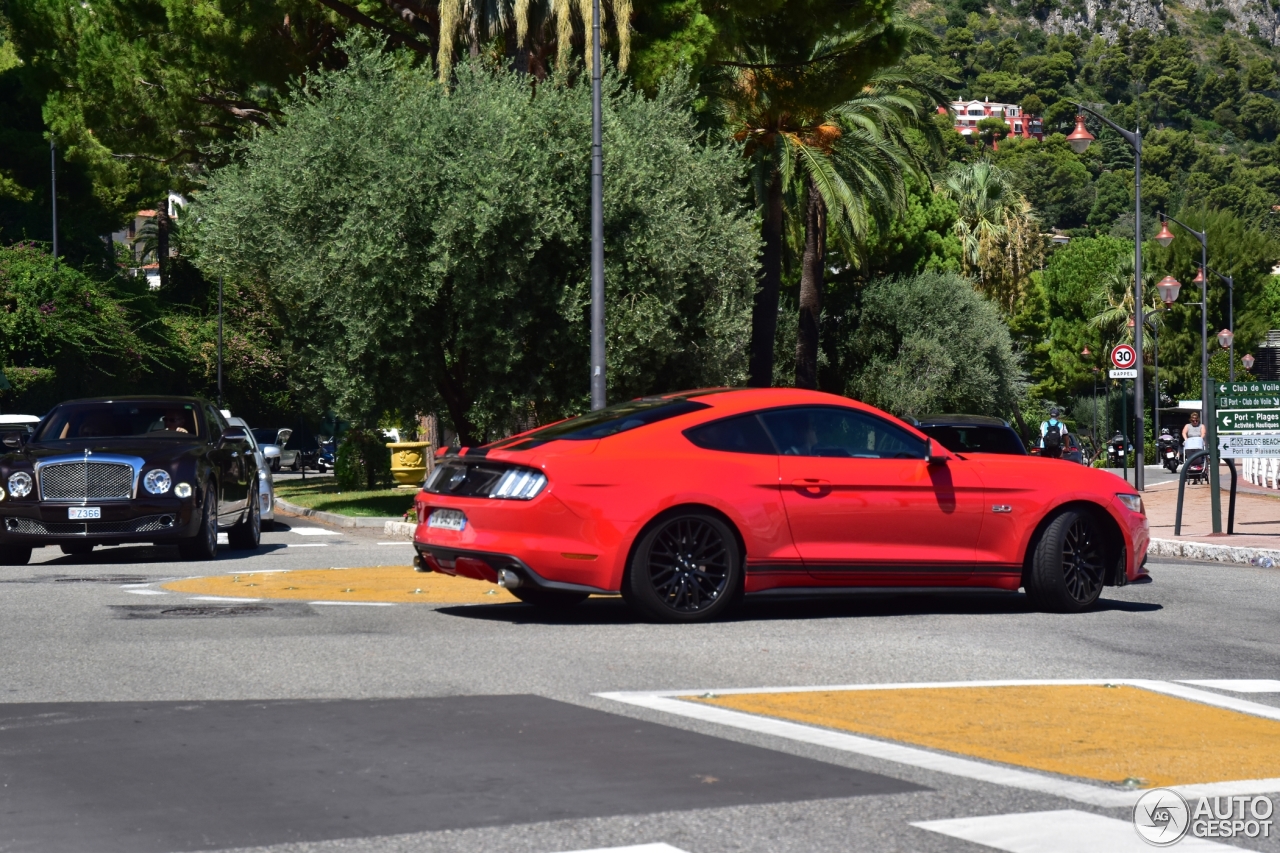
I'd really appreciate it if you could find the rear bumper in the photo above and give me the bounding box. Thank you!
[414,544,610,594]
[0,499,198,545]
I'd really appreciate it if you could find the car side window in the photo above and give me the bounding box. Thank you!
[204,406,223,443]
[684,414,777,455]
[758,406,927,460]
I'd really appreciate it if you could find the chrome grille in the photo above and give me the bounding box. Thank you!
[39,462,135,501]
[3,515,174,536]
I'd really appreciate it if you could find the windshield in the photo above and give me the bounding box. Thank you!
[918,424,1026,455]
[252,429,279,446]
[34,402,202,441]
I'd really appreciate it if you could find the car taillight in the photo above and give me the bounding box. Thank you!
[489,467,547,500]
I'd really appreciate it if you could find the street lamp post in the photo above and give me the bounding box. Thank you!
[1068,105,1146,488]
[588,0,606,410]
[217,275,224,410]
[1156,278,1181,452]
[50,139,58,271]
[1156,214,1222,533]
[1203,266,1236,381]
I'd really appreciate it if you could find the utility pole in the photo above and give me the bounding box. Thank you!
[217,275,224,410]
[588,0,606,410]
[50,140,58,271]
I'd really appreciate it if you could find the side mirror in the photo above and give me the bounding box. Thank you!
[1,432,25,449]
[220,426,248,443]
[927,439,953,464]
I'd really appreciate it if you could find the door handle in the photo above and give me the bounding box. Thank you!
[791,478,830,495]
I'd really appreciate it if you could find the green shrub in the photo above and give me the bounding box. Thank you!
[334,429,391,490]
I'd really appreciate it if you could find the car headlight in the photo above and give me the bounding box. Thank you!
[143,470,172,495]
[7,471,32,498]
[488,467,547,500]
[0,486,6,501]
[1117,493,1144,514]
[174,482,192,499]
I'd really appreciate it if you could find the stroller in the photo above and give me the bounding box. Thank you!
[1184,446,1209,485]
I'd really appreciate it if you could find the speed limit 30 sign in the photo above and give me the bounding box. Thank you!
[1111,344,1136,369]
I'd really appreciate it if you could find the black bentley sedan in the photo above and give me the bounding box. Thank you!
[0,397,262,565]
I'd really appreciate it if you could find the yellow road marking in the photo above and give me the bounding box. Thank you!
[162,566,518,604]
[694,685,1280,787]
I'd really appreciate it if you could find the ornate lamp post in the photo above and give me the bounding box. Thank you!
[1069,105,1146,487]
[1243,353,1256,372]
[589,0,605,409]
[1157,215,1222,532]
[1203,266,1236,381]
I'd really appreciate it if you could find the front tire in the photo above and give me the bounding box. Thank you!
[624,511,742,623]
[178,491,218,561]
[228,495,261,550]
[1025,509,1106,613]
[509,587,588,609]
[0,545,31,566]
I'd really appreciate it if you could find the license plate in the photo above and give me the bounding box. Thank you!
[68,507,101,520]
[427,509,466,531]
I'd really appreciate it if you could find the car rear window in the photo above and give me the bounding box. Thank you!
[493,398,712,449]
[919,424,1027,455]
[684,414,776,455]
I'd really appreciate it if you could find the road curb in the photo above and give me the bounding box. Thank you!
[272,497,397,529]
[383,520,416,540]
[1149,537,1280,566]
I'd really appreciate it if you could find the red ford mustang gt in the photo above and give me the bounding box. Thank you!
[413,388,1149,622]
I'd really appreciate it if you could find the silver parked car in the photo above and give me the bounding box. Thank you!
[229,417,276,531]
[250,428,284,473]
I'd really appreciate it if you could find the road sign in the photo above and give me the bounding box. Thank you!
[1109,368,1138,379]
[1111,344,1136,369]
[1217,409,1280,431]
[1215,394,1280,409]
[1217,381,1280,397]
[1219,433,1280,458]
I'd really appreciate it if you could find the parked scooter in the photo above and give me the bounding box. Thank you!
[1157,428,1181,473]
[1106,432,1129,468]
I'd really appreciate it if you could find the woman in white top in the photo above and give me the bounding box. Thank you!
[1182,412,1205,452]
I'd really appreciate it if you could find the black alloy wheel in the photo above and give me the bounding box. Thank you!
[0,544,31,566]
[178,490,218,561]
[228,493,260,550]
[1026,509,1106,613]
[625,512,741,623]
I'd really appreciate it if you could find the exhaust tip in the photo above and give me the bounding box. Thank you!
[413,552,431,573]
[497,568,522,589]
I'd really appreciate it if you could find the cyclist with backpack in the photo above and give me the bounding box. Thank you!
[1040,407,1068,459]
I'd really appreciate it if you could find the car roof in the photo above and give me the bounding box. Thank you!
[52,395,209,407]
[0,415,40,424]
[912,414,1011,427]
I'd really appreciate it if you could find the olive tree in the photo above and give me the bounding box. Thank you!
[191,41,758,443]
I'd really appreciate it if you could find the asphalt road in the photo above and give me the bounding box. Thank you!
[1,519,1278,853]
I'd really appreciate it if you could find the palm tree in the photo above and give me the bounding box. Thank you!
[435,0,632,80]
[718,20,944,387]
[1090,255,1164,351]
[942,158,1040,313]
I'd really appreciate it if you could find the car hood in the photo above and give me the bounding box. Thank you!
[5,439,207,463]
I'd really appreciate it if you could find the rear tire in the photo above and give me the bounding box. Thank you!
[60,543,94,556]
[178,492,218,561]
[509,587,588,609]
[624,511,741,623]
[1025,509,1106,613]
[228,496,261,550]
[0,545,31,566]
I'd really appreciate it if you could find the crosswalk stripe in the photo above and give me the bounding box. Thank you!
[913,809,1242,852]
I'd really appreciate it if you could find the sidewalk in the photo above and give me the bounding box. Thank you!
[1138,464,1280,565]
